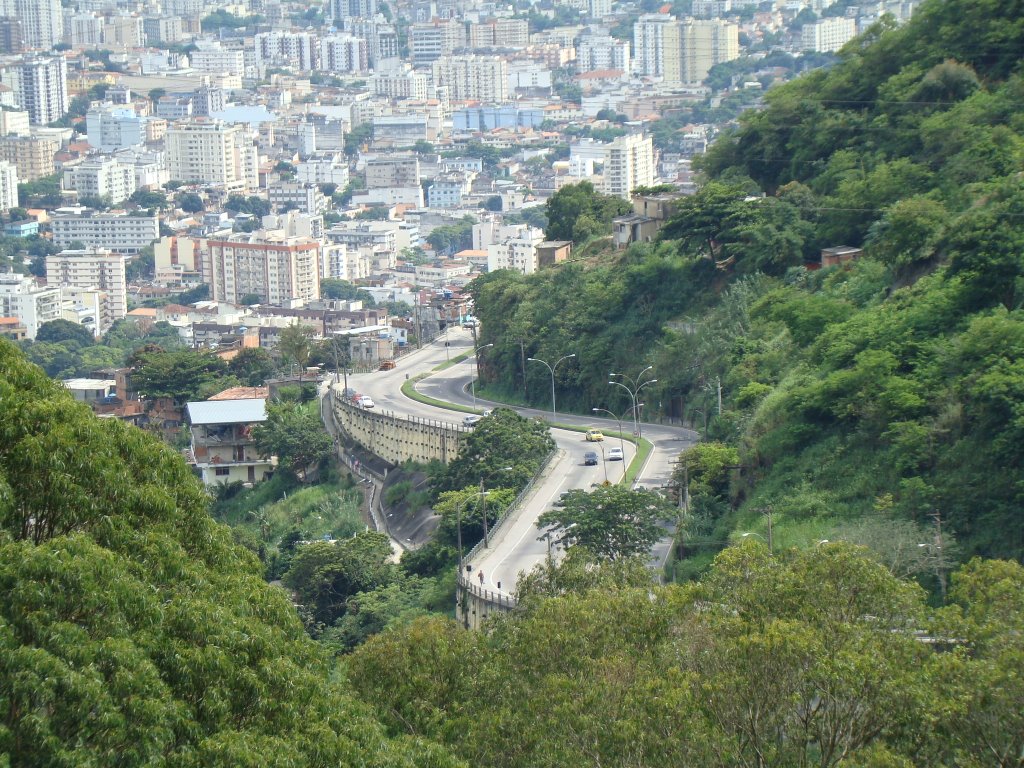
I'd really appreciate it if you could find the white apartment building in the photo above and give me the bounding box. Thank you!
[266,182,329,215]
[0,0,61,49]
[296,152,350,187]
[86,105,145,151]
[45,248,127,331]
[0,160,17,212]
[7,55,68,125]
[633,15,738,84]
[203,231,321,306]
[0,272,61,339]
[321,242,375,282]
[63,157,137,205]
[801,17,857,52]
[65,12,104,47]
[325,219,399,257]
[190,46,245,75]
[577,32,631,75]
[370,67,429,99]
[344,16,399,66]
[486,226,544,274]
[432,55,509,103]
[0,110,30,137]
[114,148,170,190]
[254,30,319,71]
[321,34,369,73]
[166,120,258,192]
[428,172,473,208]
[50,209,159,254]
[589,0,612,19]
[604,133,655,200]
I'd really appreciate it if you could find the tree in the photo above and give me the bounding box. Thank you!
[128,189,167,210]
[227,347,276,386]
[538,485,668,560]
[430,408,555,497]
[282,532,396,628]
[320,278,375,303]
[147,87,166,105]
[276,322,315,381]
[177,191,204,213]
[0,340,459,767]
[131,348,229,404]
[239,293,261,306]
[544,181,630,242]
[125,245,155,282]
[35,318,95,347]
[252,400,332,482]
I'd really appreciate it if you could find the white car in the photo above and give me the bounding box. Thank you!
[607,446,624,461]
[463,414,483,428]
[359,395,375,409]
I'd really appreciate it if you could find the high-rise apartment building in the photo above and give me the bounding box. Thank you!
[633,15,737,84]
[321,34,369,73]
[370,65,429,99]
[46,248,128,332]
[165,120,258,192]
[365,155,420,188]
[468,18,528,48]
[0,134,58,180]
[0,159,17,211]
[577,31,630,75]
[328,0,376,22]
[0,17,23,53]
[0,0,61,50]
[62,157,137,205]
[86,104,145,151]
[603,133,654,200]
[51,210,158,253]
[204,231,321,306]
[10,55,67,125]
[409,18,465,64]
[432,54,509,103]
[0,272,61,339]
[65,12,104,47]
[143,16,184,45]
[254,31,319,71]
[680,19,739,83]
[801,17,857,52]
[344,16,398,66]
[588,0,612,19]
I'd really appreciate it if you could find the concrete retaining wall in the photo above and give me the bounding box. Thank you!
[329,386,467,466]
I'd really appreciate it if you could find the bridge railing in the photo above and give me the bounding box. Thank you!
[457,447,557,613]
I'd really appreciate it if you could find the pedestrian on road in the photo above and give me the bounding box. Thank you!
[478,570,484,585]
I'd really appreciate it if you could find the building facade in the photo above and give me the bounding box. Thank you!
[45,247,127,332]
[204,232,322,305]
[432,54,509,102]
[10,55,67,125]
[62,157,137,205]
[50,210,159,253]
[0,272,61,339]
[603,133,655,200]
[165,120,258,192]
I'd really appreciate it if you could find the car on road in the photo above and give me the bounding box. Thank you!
[553,491,571,507]
[607,446,624,461]
[358,395,375,408]
[583,451,599,466]
[463,414,483,428]
[585,429,604,442]
[378,359,396,371]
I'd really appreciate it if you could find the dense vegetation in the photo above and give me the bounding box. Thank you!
[472,0,1024,566]
[0,339,460,766]
[349,543,1024,768]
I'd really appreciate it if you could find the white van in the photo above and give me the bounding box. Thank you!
[359,395,375,409]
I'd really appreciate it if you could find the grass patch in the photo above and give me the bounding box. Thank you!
[212,472,366,546]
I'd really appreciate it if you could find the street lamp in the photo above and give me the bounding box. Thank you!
[527,353,576,423]
[740,531,772,553]
[472,343,493,409]
[592,406,631,481]
[608,366,657,438]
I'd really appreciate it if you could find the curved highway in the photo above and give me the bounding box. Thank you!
[336,328,698,595]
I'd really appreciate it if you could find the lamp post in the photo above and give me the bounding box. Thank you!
[608,366,657,438]
[592,406,631,481]
[471,343,493,409]
[741,531,772,553]
[527,353,576,423]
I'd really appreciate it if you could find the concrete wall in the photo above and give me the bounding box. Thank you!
[456,574,517,630]
[329,385,466,465]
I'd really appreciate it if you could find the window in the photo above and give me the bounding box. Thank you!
[215,467,230,476]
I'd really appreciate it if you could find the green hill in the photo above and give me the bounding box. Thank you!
[0,339,462,767]
[471,0,1024,567]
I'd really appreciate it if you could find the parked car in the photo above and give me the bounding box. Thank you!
[358,395,375,408]
[607,446,624,461]
[378,359,396,371]
[584,451,599,466]
[585,429,604,442]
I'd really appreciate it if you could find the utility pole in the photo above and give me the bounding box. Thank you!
[480,477,489,548]
[765,506,773,554]
[717,375,722,417]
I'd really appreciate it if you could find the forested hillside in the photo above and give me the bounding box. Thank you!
[0,339,462,767]
[472,0,1024,565]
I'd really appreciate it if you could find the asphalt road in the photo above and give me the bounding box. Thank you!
[336,327,698,595]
